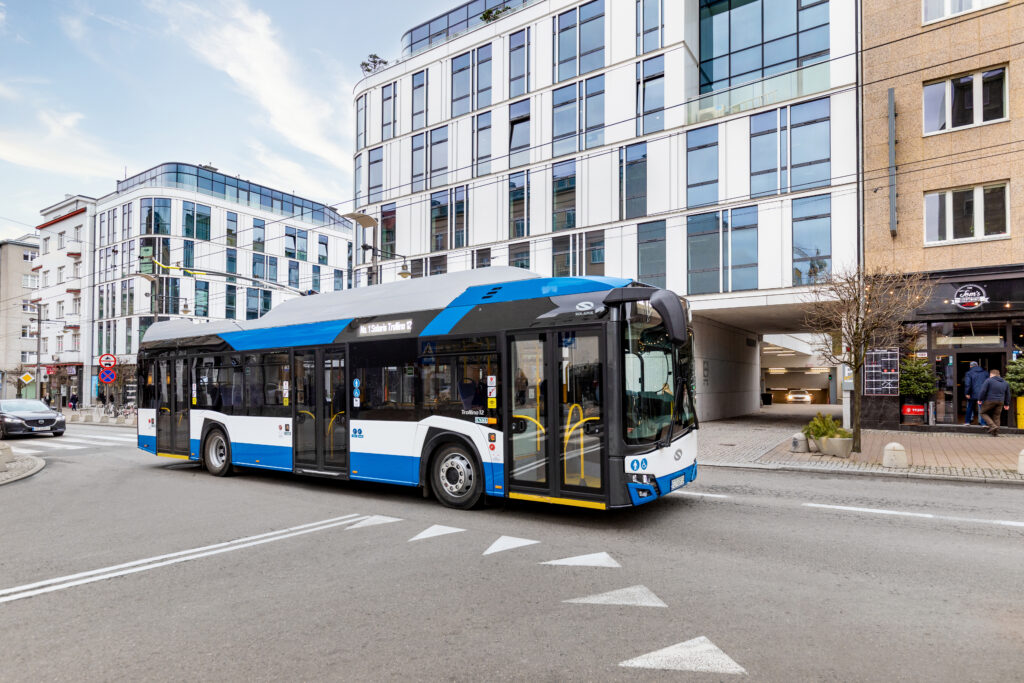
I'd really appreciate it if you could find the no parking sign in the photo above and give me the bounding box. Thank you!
[99,368,117,384]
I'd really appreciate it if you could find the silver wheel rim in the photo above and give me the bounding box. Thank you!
[207,434,227,469]
[438,452,474,499]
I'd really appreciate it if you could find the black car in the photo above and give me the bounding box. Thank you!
[0,399,66,438]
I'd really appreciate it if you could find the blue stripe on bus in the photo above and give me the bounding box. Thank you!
[229,442,293,471]
[420,305,474,337]
[350,451,419,486]
[484,462,504,496]
[138,434,156,453]
[189,438,201,461]
[220,318,354,351]
[449,277,631,307]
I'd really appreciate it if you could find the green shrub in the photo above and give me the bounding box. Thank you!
[802,412,842,440]
[899,355,938,402]
[1005,358,1024,397]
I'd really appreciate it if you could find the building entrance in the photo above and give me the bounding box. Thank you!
[955,352,1006,425]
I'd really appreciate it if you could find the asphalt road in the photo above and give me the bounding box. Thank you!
[2,424,1023,681]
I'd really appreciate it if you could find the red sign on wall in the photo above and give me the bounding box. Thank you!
[901,405,925,416]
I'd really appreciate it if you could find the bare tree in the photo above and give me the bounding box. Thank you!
[360,54,389,75]
[804,267,934,452]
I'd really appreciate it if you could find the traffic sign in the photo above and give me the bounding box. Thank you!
[20,373,33,384]
[99,368,117,384]
[98,353,117,368]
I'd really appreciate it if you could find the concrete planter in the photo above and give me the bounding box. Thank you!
[823,437,853,459]
[809,438,824,454]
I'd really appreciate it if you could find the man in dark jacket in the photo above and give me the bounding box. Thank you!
[976,369,1012,436]
[963,361,988,425]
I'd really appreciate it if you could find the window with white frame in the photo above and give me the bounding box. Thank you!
[22,274,38,288]
[58,231,66,249]
[57,266,65,284]
[22,250,35,261]
[57,335,64,353]
[925,183,1008,243]
[41,237,49,254]
[56,301,64,319]
[923,0,1006,24]
[923,67,1006,134]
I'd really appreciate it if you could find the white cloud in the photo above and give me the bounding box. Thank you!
[0,3,6,31]
[0,82,18,101]
[58,14,86,42]
[247,140,344,206]
[146,0,352,175]
[0,109,123,180]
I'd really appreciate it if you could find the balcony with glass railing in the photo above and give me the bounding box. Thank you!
[686,61,832,126]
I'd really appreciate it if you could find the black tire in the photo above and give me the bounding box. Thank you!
[431,443,483,510]
[52,431,64,437]
[203,428,233,477]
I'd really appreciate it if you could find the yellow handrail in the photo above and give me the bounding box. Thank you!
[512,414,546,435]
[298,410,315,421]
[564,417,601,484]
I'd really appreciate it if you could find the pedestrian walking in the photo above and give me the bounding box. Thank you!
[976,368,1012,436]
[69,393,78,411]
[963,361,988,425]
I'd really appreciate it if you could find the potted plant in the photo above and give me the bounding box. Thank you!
[898,356,938,425]
[802,412,839,455]
[825,426,854,458]
[1004,358,1024,427]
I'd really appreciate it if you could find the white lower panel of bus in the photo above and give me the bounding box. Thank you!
[138,408,156,453]
[624,430,698,479]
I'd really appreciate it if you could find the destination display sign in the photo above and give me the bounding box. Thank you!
[358,319,413,337]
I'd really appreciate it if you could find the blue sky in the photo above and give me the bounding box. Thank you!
[0,0,453,239]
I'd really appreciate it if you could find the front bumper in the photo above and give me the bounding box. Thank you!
[626,460,698,506]
[3,421,63,435]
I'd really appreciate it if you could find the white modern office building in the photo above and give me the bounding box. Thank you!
[35,164,355,406]
[350,0,858,420]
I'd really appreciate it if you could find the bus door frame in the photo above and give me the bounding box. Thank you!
[291,347,349,475]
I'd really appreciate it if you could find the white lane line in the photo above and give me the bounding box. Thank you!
[564,585,668,608]
[408,525,465,541]
[620,636,746,674]
[0,513,365,604]
[18,440,84,451]
[542,552,620,568]
[9,447,41,455]
[71,434,137,442]
[803,503,1024,528]
[673,491,729,499]
[482,536,539,556]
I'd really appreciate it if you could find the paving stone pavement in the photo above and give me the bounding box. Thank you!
[0,453,46,486]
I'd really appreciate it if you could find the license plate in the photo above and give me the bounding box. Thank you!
[671,475,687,491]
[31,426,50,432]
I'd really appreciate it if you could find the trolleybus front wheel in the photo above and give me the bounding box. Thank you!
[204,429,233,477]
[431,444,483,509]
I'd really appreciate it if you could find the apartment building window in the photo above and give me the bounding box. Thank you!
[20,352,33,363]
[57,300,65,319]
[412,134,426,192]
[430,126,448,188]
[687,125,719,207]
[356,93,367,149]
[699,0,830,94]
[42,271,49,287]
[183,202,211,240]
[226,212,237,246]
[750,97,830,195]
[108,208,117,243]
[750,108,788,197]
[57,266,65,284]
[430,190,449,252]
[553,235,572,277]
[410,259,424,278]
[620,142,648,219]
[312,266,321,292]
[554,0,605,83]
[253,254,266,280]
[289,261,299,289]
[354,154,363,205]
[285,227,307,260]
[637,0,663,54]
[334,269,344,291]
[790,98,830,191]
[686,206,759,294]
[637,55,665,135]
[429,255,447,276]
[22,274,37,288]
[476,44,492,109]
[74,225,81,242]
[22,250,35,261]
[510,242,531,270]
[452,52,473,117]
[225,249,238,281]
[925,183,1007,243]
[381,203,397,258]
[249,218,262,252]
[382,82,397,140]
[509,100,531,168]
[474,248,491,268]
[552,74,604,157]
[510,171,530,238]
[285,228,297,258]
[924,68,1006,133]
[638,220,666,289]
[142,198,171,235]
[195,281,209,317]
[923,0,1005,23]
[21,325,32,338]
[122,203,132,239]
[58,231,66,249]
[552,85,577,157]
[246,288,259,320]
[73,296,81,314]
[268,256,278,282]
[429,186,468,251]
[71,332,80,351]
[552,230,604,277]
[57,334,64,353]
[552,160,576,232]
[792,194,831,284]
[474,112,492,176]
[183,241,195,273]
[42,236,50,254]
[318,235,329,265]
[509,29,530,98]
[412,70,427,130]
[125,318,132,353]
[368,147,384,203]
[21,299,32,312]
[584,75,605,149]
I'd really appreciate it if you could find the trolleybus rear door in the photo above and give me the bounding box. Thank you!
[292,350,348,474]
[156,358,189,457]
[322,353,348,470]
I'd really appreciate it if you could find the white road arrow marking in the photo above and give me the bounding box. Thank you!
[564,584,667,607]
[541,552,620,568]
[482,535,539,555]
[408,525,465,541]
[346,515,403,530]
[619,636,746,674]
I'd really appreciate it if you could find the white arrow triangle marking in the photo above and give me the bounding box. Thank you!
[346,515,403,530]
[483,536,540,555]
[408,525,465,541]
[619,636,746,674]
[564,584,667,608]
[541,552,620,568]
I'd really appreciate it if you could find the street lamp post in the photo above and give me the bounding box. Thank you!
[361,244,412,279]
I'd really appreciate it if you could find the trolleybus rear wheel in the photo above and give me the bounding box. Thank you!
[204,429,232,477]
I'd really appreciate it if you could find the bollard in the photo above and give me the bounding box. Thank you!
[81,413,93,423]
[882,442,908,469]
[1018,450,1024,475]
[99,415,110,424]
[115,416,126,425]
[791,433,809,453]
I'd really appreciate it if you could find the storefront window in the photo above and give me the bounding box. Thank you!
[929,321,1006,349]
[1013,321,1024,358]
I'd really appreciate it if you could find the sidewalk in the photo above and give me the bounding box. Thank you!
[700,405,1024,484]
[0,452,45,486]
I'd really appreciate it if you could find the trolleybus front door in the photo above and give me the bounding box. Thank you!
[156,358,190,457]
[293,350,348,474]
[508,329,605,505]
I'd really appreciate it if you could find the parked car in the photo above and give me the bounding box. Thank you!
[0,399,66,438]
[785,389,813,404]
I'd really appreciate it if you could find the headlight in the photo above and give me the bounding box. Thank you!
[56,414,66,421]
[3,415,24,423]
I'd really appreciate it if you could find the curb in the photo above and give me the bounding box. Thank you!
[0,455,46,486]
[702,461,1024,486]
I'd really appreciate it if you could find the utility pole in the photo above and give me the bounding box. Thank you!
[34,302,41,401]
